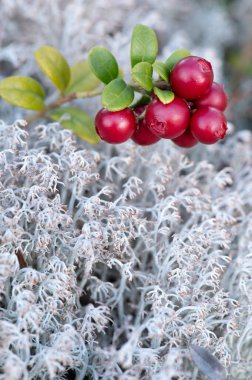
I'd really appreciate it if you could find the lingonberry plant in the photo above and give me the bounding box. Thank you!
[0,24,228,148]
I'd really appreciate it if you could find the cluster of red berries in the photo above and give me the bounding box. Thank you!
[95,56,228,147]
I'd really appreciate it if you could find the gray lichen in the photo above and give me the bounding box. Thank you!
[0,120,250,379]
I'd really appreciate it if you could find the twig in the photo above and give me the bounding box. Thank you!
[26,88,102,124]
[25,80,170,124]
[15,249,28,269]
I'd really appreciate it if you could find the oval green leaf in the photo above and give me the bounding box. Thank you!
[131,24,158,68]
[153,88,174,104]
[0,76,45,110]
[152,61,169,82]
[48,107,100,144]
[165,49,191,71]
[64,61,100,94]
[88,47,119,84]
[131,62,153,91]
[101,78,134,111]
[35,46,70,92]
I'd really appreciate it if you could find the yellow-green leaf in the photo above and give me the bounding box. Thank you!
[0,76,45,110]
[131,62,153,91]
[153,88,174,104]
[49,107,100,144]
[101,78,134,111]
[88,47,119,84]
[65,61,100,94]
[35,46,70,92]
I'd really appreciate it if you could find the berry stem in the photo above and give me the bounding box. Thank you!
[128,81,150,94]
[154,80,171,90]
[136,110,146,121]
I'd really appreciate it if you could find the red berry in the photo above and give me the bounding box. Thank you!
[131,105,160,146]
[145,97,190,139]
[190,106,227,144]
[172,127,198,148]
[170,56,214,100]
[194,82,228,111]
[95,108,136,144]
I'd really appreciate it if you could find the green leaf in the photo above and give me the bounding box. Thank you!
[35,46,70,92]
[101,78,134,111]
[88,47,119,84]
[131,62,153,91]
[153,87,174,104]
[0,76,45,110]
[152,61,169,82]
[131,24,158,68]
[118,68,124,79]
[64,61,100,94]
[165,49,191,71]
[48,107,100,144]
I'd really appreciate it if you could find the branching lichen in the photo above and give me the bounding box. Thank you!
[0,119,250,379]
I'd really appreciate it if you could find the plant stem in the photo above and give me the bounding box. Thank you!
[26,88,103,124]
[154,80,171,90]
[25,80,169,124]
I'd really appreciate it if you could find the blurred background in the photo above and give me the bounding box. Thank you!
[0,0,251,129]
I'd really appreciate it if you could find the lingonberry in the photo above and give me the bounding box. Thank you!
[194,82,228,111]
[190,106,227,144]
[170,56,213,100]
[172,127,198,148]
[95,108,136,144]
[131,105,160,145]
[145,97,190,139]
